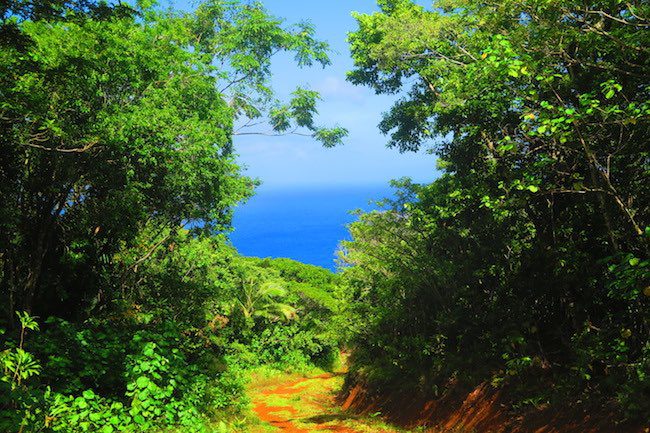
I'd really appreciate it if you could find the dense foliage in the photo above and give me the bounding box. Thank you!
[0,0,348,323]
[342,0,649,421]
[0,1,347,431]
[1,243,346,432]
[2,0,648,430]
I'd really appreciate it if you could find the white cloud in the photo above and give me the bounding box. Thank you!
[315,76,367,102]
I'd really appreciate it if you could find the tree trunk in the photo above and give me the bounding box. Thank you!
[1,254,17,328]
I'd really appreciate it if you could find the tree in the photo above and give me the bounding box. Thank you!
[233,279,297,323]
[349,0,648,251]
[343,0,649,419]
[0,0,346,322]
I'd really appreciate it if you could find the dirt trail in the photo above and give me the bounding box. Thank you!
[247,370,648,433]
[247,371,396,433]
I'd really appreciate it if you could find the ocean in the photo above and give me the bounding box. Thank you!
[229,184,392,271]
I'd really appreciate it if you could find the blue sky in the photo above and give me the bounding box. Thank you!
[178,0,437,188]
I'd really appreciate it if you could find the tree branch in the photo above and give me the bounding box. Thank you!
[23,140,98,153]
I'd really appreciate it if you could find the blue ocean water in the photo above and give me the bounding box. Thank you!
[230,184,391,271]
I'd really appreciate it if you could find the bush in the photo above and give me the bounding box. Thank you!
[1,313,246,433]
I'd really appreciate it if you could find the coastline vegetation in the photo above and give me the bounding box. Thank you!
[1,0,648,432]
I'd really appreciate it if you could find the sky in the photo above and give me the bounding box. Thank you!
[178,0,438,189]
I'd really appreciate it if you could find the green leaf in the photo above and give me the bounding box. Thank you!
[136,376,150,388]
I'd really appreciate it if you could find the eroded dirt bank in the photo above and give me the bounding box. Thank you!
[339,378,648,433]
[246,366,647,433]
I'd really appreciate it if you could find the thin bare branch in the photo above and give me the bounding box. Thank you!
[23,140,98,153]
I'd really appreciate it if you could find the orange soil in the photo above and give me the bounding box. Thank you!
[253,400,308,433]
[250,368,648,433]
[250,373,380,433]
[341,379,649,433]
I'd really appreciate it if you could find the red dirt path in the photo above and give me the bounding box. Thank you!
[250,369,649,433]
[250,373,371,433]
